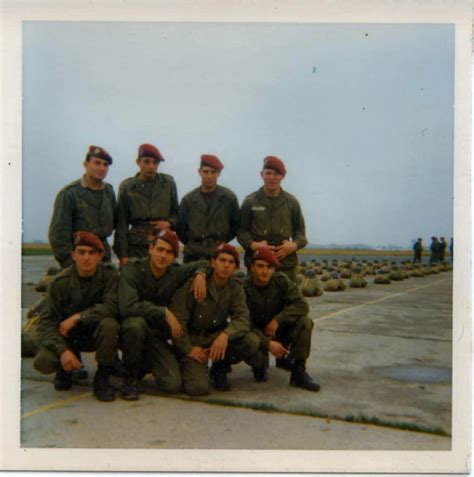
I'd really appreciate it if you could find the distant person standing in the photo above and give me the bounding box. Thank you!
[412,238,423,264]
[237,156,307,283]
[439,237,447,262]
[113,144,179,267]
[48,146,116,268]
[177,155,239,263]
[429,236,439,264]
[450,237,453,262]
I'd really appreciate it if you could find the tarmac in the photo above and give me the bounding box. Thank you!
[20,256,453,451]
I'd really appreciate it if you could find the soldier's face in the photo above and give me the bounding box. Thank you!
[211,253,236,281]
[71,246,103,276]
[251,260,275,286]
[149,239,175,272]
[261,168,283,192]
[84,157,109,181]
[199,166,220,189]
[137,157,159,180]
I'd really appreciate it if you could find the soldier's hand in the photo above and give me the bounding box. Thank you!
[250,240,276,251]
[264,318,279,338]
[59,313,81,337]
[268,340,288,358]
[153,220,171,230]
[165,309,183,338]
[60,349,82,372]
[209,332,229,361]
[275,240,297,260]
[188,346,209,364]
[191,272,207,302]
[119,257,129,267]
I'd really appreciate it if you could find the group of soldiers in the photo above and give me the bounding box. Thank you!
[412,237,453,265]
[28,144,320,402]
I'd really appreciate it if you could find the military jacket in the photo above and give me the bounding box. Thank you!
[118,258,209,329]
[237,187,307,269]
[170,275,250,355]
[37,263,119,356]
[48,177,116,268]
[244,272,309,349]
[177,185,239,259]
[113,173,179,258]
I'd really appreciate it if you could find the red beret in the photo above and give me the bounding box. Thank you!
[214,243,240,268]
[154,229,180,257]
[200,154,223,171]
[263,156,286,176]
[73,231,105,252]
[86,145,113,165]
[252,247,280,268]
[138,144,165,162]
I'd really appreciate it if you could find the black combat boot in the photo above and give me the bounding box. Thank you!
[210,361,231,391]
[70,352,88,380]
[93,365,116,402]
[54,368,72,391]
[275,354,295,372]
[110,353,126,378]
[290,361,320,392]
[252,366,268,383]
[120,374,140,401]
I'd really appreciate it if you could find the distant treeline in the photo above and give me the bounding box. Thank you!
[22,243,426,257]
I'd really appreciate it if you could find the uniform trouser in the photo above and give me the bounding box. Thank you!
[180,333,259,396]
[120,316,181,393]
[245,316,313,369]
[33,317,119,374]
[413,252,422,264]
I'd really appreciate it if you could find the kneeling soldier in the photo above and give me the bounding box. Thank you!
[244,247,320,392]
[170,244,256,395]
[33,232,120,402]
[118,229,209,400]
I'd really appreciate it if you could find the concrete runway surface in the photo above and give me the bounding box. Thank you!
[20,256,452,450]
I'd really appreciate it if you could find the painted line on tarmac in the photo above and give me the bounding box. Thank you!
[315,278,450,323]
[21,392,92,420]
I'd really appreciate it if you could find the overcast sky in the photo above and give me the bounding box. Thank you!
[22,21,454,247]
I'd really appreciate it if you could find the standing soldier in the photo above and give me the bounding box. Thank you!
[118,229,209,400]
[449,237,454,262]
[439,237,447,262]
[33,232,120,402]
[170,244,256,395]
[429,236,440,265]
[243,247,319,391]
[177,155,239,263]
[48,145,116,268]
[412,238,423,264]
[237,156,308,283]
[113,144,179,267]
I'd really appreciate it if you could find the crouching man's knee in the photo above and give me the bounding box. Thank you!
[33,347,60,374]
[154,371,182,394]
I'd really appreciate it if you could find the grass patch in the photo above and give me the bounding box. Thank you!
[183,397,450,437]
[22,248,53,256]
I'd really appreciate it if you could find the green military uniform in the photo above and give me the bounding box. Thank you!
[118,257,209,393]
[170,275,255,396]
[33,263,120,374]
[244,272,313,370]
[48,177,116,268]
[113,173,179,260]
[177,185,239,262]
[237,187,307,282]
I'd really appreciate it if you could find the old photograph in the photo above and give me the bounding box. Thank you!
[1,0,471,473]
